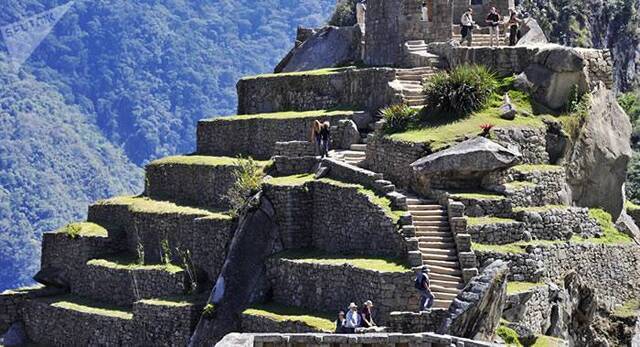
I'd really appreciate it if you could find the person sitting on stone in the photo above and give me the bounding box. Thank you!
[415,266,435,311]
[335,310,347,333]
[343,302,361,333]
[460,8,476,47]
[360,300,376,328]
[485,7,502,47]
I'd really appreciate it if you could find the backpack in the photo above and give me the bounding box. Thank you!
[414,273,424,289]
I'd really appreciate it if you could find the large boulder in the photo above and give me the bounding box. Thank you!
[438,260,510,341]
[515,46,589,111]
[276,25,363,73]
[411,137,521,176]
[564,85,632,219]
[517,18,548,46]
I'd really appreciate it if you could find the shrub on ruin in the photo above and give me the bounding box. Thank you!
[496,325,522,347]
[328,0,357,27]
[224,156,264,215]
[380,104,419,134]
[423,65,498,119]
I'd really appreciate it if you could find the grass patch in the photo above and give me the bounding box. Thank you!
[243,303,335,332]
[275,249,410,273]
[149,155,270,167]
[503,181,537,190]
[507,282,545,295]
[390,90,544,149]
[265,174,315,187]
[626,200,640,212]
[496,325,522,346]
[467,217,518,226]
[450,191,505,201]
[98,196,231,219]
[612,299,640,318]
[531,335,568,347]
[242,67,354,80]
[87,255,183,274]
[571,209,633,245]
[512,205,569,213]
[57,222,108,239]
[472,239,566,254]
[205,109,356,122]
[139,297,195,307]
[49,296,132,320]
[512,164,564,173]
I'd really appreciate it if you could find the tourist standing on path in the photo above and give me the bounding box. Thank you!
[319,121,331,158]
[360,300,376,328]
[415,266,434,311]
[344,303,361,333]
[460,8,476,47]
[506,10,522,46]
[335,311,347,333]
[486,7,502,46]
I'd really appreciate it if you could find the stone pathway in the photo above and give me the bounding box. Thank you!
[405,194,465,309]
[452,25,508,47]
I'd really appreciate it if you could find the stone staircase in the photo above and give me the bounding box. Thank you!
[394,66,439,108]
[403,40,446,67]
[405,195,465,309]
[452,25,508,47]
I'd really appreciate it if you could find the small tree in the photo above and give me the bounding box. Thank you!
[380,104,419,134]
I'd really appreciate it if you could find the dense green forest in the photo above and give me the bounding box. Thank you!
[0,57,142,288]
[0,0,334,290]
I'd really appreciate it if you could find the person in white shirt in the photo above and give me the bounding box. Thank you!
[460,8,476,47]
[485,7,502,46]
[421,1,429,22]
[343,302,361,333]
[356,0,367,27]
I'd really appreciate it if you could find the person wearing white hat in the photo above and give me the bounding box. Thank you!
[343,302,361,333]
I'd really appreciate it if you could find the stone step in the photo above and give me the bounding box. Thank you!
[411,215,448,222]
[406,198,438,205]
[350,144,367,151]
[413,220,449,226]
[431,279,465,290]
[431,291,459,301]
[421,253,458,262]
[398,79,422,85]
[417,231,453,239]
[431,299,452,310]
[342,151,366,158]
[397,74,431,82]
[409,210,447,217]
[402,89,424,97]
[428,271,464,283]
[406,40,426,45]
[405,99,426,107]
[418,241,457,249]
[426,264,462,276]
[418,238,455,246]
[420,248,458,256]
[424,259,460,268]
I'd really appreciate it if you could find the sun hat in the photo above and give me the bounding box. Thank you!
[364,300,373,306]
[348,302,358,309]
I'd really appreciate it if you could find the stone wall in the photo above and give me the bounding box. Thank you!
[197,111,355,160]
[145,161,238,209]
[272,156,319,176]
[467,220,525,245]
[23,298,133,346]
[70,263,188,306]
[265,180,407,258]
[476,243,640,310]
[236,68,396,115]
[512,207,600,240]
[132,299,203,346]
[492,127,549,165]
[483,167,568,208]
[387,310,449,333]
[0,286,62,333]
[241,314,327,334]
[266,258,419,324]
[365,135,429,189]
[503,285,551,335]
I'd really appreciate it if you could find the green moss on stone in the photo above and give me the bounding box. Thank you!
[149,155,270,167]
[451,192,505,201]
[50,296,133,320]
[275,249,410,273]
[571,209,633,245]
[512,164,564,173]
[242,67,354,80]
[531,335,568,347]
[97,196,232,220]
[512,205,569,213]
[507,281,545,295]
[205,109,356,122]
[87,255,183,274]
[243,303,335,332]
[496,325,523,346]
[612,299,640,318]
[626,200,640,212]
[503,181,537,190]
[57,222,108,239]
[265,174,315,187]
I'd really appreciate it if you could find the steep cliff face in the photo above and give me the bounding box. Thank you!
[521,0,640,92]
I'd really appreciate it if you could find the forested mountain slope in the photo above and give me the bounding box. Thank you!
[0,57,142,290]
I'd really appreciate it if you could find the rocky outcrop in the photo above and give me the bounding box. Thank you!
[189,193,281,346]
[412,137,521,176]
[438,260,509,341]
[565,85,633,219]
[517,18,548,46]
[276,26,363,73]
[515,46,589,110]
